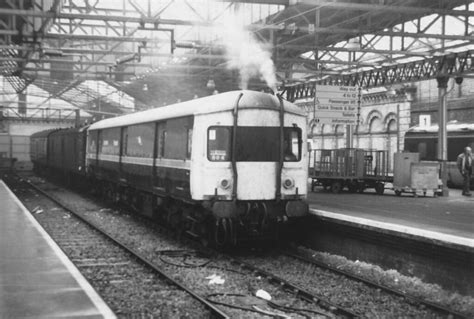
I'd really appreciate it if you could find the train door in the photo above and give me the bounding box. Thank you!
[119,127,127,181]
[153,122,166,194]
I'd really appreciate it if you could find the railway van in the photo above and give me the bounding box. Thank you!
[404,122,474,188]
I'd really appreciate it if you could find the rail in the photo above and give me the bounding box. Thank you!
[19,174,357,318]
[20,177,230,319]
[283,249,469,319]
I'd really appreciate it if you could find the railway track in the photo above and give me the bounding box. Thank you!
[11,174,469,318]
[11,174,357,318]
[282,249,469,319]
[12,176,228,319]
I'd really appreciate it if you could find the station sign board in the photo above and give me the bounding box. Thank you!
[312,85,361,125]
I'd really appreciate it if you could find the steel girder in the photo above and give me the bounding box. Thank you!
[282,50,474,102]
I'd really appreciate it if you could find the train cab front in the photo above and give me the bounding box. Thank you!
[191,92,309,247]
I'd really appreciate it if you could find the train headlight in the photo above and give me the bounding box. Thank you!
[283,178,295,189]
[219,178,231,190]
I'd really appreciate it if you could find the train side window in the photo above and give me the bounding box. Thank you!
[126,123,154,157]
[186,127,193,159]
[98,130,103,154]
[417,142,427,160]
[163,117,191,159]
[121,127,128,156]
[88,130,98,153]
[100,128,120,155]
[156,122,166,158]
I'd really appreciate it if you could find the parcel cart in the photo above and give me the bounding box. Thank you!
[309,148,393,194]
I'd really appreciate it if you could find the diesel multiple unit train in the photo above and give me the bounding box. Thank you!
[31,90,309,246]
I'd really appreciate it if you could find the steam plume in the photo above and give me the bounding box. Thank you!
[221,14,277,92]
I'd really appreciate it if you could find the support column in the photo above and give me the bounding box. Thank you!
[18,92,27,114]
[346,125,353,148]
[437,76,449,196]
[75,109,81,128]
[396,103,400,153]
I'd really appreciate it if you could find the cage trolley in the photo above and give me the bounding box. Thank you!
[309,148,393,194]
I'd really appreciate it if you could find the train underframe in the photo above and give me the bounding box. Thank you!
[32,165,308,247]
[94,181,308,247]
[98,179,308,247]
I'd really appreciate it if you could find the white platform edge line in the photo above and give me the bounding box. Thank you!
[310,208,474,248]
[0,180,117,319]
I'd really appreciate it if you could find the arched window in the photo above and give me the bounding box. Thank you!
[387,119,396,133]
[369,116,383,133]
[369,116,383,150]
[335,125,344,148]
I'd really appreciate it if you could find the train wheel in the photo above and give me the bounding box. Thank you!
[375,182,385,195]
[331,181,343,194]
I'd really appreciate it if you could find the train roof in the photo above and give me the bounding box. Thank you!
[406,122,474,134]
[88,90,305,131]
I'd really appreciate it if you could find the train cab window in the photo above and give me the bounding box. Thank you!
[207,126,302,162]
[208,127,231,161]
[126,123,154,157]
[283,128,302,162]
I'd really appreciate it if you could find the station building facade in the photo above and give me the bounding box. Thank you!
[301,77,474,171]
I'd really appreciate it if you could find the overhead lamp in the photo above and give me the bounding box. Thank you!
[116,53,138,65]
[41,48,63,57]
[175,42,197,49]
[386,87,397,96]
[347,37,361,50]
[206,78,216,90]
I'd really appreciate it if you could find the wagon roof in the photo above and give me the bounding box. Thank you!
[30,128,61,139]
[88,90,305,131]
[49,126,89,137]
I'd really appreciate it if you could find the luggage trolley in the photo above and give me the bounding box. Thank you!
[309,148,393,194]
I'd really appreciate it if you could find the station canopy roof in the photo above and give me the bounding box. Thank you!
[0,0,472,112]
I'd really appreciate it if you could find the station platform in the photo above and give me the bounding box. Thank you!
[0,180,115,318]
[307,186,474,250]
